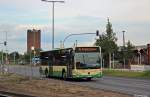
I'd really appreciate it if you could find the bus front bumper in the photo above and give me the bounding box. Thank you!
[72,73,102,79]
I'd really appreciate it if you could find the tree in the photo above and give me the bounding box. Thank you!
[9,52,20,64]
[34,48,42,56]
[9,52,20,60]
[95,18,118,68]
[23,52,31,64]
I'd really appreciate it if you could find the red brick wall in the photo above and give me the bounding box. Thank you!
[27,29,41,52]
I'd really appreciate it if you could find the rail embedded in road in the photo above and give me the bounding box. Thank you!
[0,90,36,97]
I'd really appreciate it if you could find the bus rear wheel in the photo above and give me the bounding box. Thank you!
[86,78,92,81]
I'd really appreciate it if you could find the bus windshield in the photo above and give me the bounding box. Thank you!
[75,52,101,69]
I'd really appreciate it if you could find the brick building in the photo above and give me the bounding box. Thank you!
[131,44,150,65]
[27,29,41,52]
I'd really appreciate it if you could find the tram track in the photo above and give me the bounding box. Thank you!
[0,90,36,97]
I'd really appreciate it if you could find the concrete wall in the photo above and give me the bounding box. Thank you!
[131,65,150,71]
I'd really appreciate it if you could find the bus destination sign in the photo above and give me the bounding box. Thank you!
[75,47,100,53]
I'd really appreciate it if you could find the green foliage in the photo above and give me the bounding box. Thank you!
[34,48,42,56]
[106,18,117,42]
[23,52,31,63]
[142,71,150,77]
[124,41,135,64]
[9,51,20,60]
[95,18,118,66]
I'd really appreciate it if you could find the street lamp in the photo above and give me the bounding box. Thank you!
[122,30,126,69]
[30,46,35,78]
[31,46,35,65]
[41,0,65,49]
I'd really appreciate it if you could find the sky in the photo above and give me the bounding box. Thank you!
[0,0,150,54]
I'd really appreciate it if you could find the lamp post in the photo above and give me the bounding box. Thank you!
[41,0,65,49]
[30,46,35,78]
[122,30,126,69]
[31,46,35,65]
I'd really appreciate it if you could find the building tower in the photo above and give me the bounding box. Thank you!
[27,29,41,52]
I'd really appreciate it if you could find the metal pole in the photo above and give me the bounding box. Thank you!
[52,2,54,49]
[100,47,102,75]
[113,53,114,69]
[30,51,32,78]
[109,53,111,69]
[34,50,35,66]
[5,31,9,73]
[14,53,16,65]
[5,31,8,65]
[138,52,139,64]
[140,52,141,65]
[41,0,65,49]
[123,31,125,48]
[138,50,141,65]
[122,31,125,69]
[30,51,32,65]
[103,59,104,68]
[33,31,35,66]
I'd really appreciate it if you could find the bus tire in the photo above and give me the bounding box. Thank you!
[86,78,92,81]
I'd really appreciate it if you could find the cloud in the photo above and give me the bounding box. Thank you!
[0,0,150,53]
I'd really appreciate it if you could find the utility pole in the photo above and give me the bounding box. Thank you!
[122,31,126,69]
[13,52,16,65]
[4,31,8,73]
[33,30,35,66]
[41,0,65,49]
[3,31,8,73]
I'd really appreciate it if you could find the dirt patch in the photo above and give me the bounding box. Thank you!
[0,74,132,97]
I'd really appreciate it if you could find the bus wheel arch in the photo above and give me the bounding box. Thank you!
[86,77,92,81]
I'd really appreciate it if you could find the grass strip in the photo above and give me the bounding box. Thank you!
[103,69,150,79]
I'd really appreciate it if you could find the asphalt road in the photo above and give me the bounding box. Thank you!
[4,65,150,97]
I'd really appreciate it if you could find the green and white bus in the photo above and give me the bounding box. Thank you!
[40,46,102,80]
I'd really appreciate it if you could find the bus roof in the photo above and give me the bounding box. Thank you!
[40,48,73,53]
[40,46,100,53]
